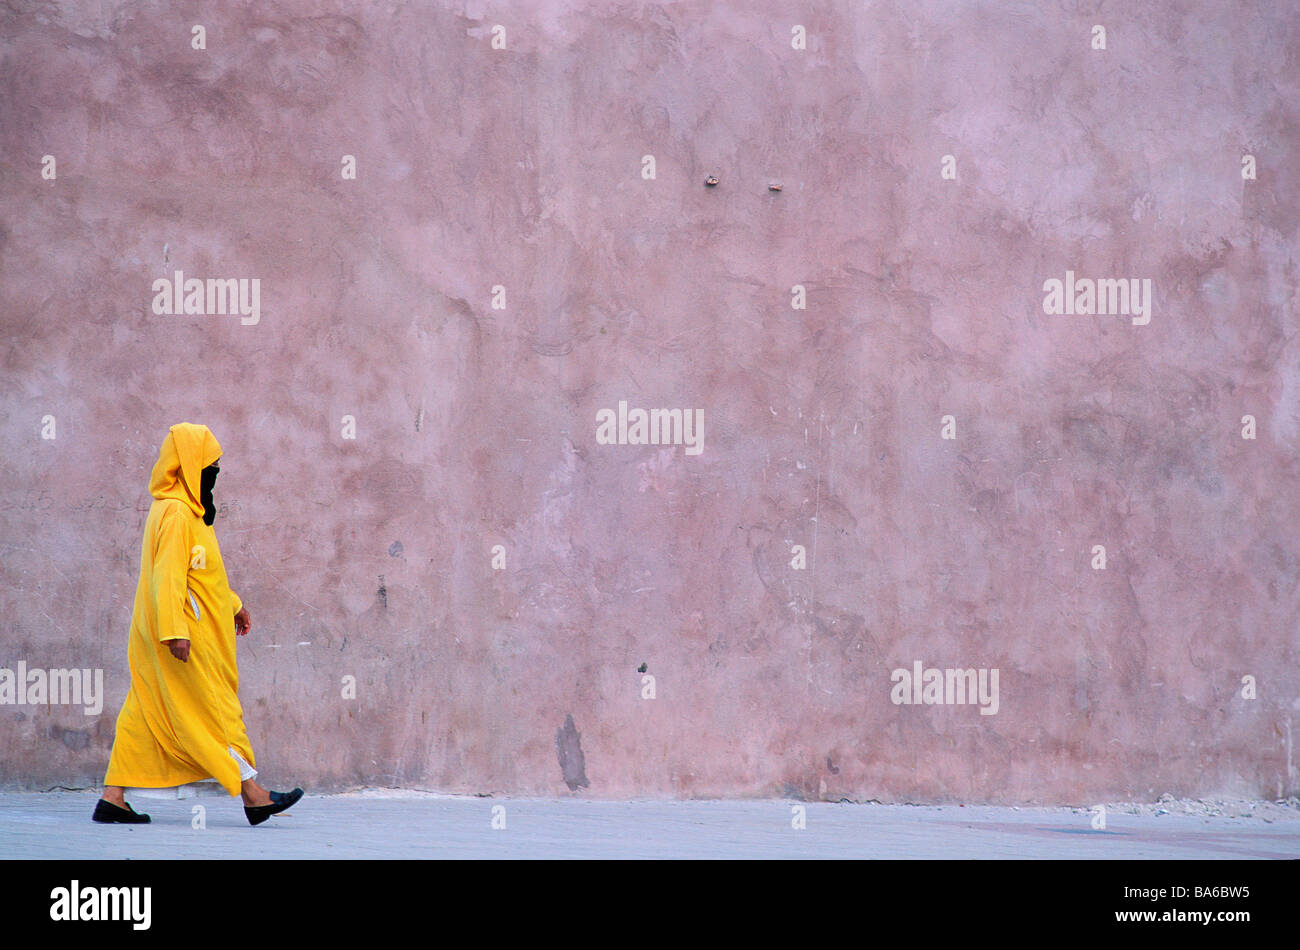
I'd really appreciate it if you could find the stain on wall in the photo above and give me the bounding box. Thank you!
[0,1,1297,802]
[555,714,590,791]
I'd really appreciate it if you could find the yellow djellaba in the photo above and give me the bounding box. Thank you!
[104,423,253,796]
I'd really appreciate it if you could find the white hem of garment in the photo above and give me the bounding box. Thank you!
[126,746,257,799]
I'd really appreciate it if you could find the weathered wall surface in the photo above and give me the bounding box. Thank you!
[1,1,1297,803]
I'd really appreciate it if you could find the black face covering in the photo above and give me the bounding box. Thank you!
[200,463,219,526]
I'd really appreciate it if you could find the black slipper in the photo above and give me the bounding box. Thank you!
[92,799,151,824]
[245,787,304,826]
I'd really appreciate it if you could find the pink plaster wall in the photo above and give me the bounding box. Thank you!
[1,1,1297,803]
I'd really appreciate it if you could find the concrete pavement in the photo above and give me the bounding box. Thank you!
[3,790,1297,859]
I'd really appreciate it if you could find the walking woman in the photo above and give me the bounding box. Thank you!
[95,423,303,826]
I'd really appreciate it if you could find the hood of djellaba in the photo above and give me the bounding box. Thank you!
[148,422,222,518]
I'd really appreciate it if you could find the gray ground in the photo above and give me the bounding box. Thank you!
[4,789,1298,859]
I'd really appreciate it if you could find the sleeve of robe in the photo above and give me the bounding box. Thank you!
[153,503,191,642]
